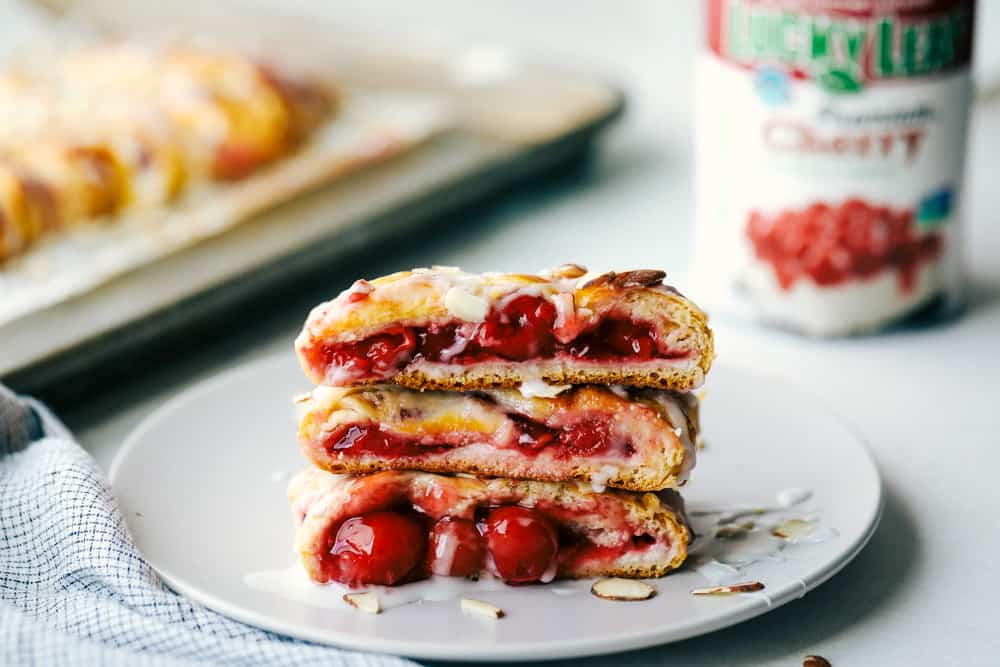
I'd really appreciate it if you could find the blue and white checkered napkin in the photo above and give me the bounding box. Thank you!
[0,385,411,667]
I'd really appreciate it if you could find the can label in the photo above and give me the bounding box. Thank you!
[693,0,974,335]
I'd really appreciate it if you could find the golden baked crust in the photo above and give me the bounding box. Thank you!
[0,44,335,262]
[296,384,699,491]
[392,362,707,392]
[295,265,714,390]
[288,468,691,583]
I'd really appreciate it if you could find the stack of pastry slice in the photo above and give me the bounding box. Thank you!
[289,264,713,587]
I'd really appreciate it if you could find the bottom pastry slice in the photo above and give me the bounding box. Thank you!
[288,468,691,587]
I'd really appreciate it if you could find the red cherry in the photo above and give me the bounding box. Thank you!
[511,415,557,450]
[745,199,943,293]
[428,518,485,577]
[416,324,460,361]
[559,419,612,455]
[746,211,769,248]
[331,424,382,451]
[778,215,810,256]
[773,258,800,289]
[330,511,427,586]
[600,319,657,359]
[362,327,416,373]
[475,296,556,360]
[326,423,450,458]
[485,506,558,583]
[321,328,416,381]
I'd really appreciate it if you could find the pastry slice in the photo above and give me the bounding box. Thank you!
[295,264,714,391]
[0,44,335,262]
[5,142,128,224]
[0,75,186,213]
[0,166,58,260]
[296,384,698,491]
[56,44,336,181]
[288,468,691,586]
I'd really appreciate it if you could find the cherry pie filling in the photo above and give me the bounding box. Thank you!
[318,503,660,587]
[303,295,691,381]
[745,199,943,293]
[321,413,629,461]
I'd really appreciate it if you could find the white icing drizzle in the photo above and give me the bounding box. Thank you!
[245,568,508,611]
[550,292,577,338]
[444,286,490,321]
[325,364,362,387]
[694,559,741,586]
[642,391,696,481]
[588,465,621,493]
[517,378,571,399]
[380,575,507,609]
[308,385,342,411]
[430,528,459,576]
[435,324,474,362]
[548,580,591,596]
[687,487,838,588]
[793,526,839,545]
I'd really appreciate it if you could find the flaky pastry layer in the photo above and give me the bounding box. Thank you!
[296,384,699,491]
[288,468,691,583]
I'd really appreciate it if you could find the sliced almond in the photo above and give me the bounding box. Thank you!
[547,263,588,279]
[590,578,656,601]
[342,591,381,614]
[612,269,666,288]
[460,598,504,619]
[771,518,814,540]
[803,655,832,667]
[581,271,615,289]
[691,581,765,596]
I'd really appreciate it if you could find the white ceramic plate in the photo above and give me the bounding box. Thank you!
[111,355,882,661]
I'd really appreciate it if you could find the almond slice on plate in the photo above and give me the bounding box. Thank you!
[590,578,656,601]
[771,518,814,540]
[343,591,381,614]
[460,598,504,619]
[690,581,765,595]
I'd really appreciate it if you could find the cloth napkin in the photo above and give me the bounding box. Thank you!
[0,385,411,667]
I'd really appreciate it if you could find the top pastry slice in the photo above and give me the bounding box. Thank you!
[296,264,714,390]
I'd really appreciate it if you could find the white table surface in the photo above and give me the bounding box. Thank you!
[59,2,1000,665]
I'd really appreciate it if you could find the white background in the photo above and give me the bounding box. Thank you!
[57,2,1000,665]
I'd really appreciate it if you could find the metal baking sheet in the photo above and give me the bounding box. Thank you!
[1,1,624,399]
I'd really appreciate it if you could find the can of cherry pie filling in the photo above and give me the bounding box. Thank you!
[692,0,975,335]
